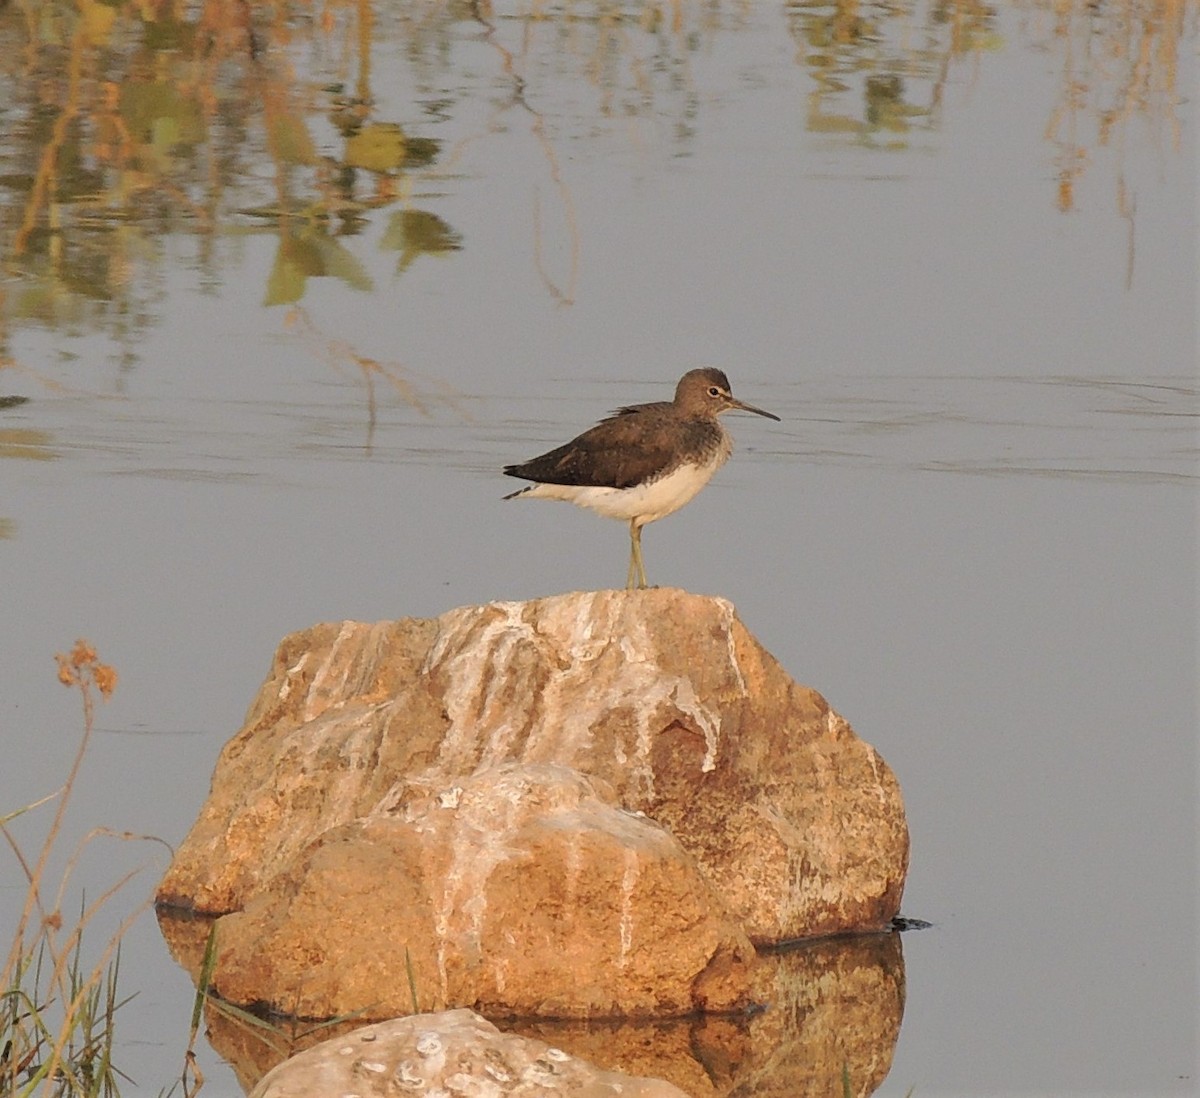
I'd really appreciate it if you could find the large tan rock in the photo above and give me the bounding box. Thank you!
[248,1009,691,1098]
[158,590,907,944]
[211,763,756,1020]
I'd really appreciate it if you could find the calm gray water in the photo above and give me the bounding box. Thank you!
[2,3,1196,1095]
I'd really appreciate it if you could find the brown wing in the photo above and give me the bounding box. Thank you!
[504,406,711,489]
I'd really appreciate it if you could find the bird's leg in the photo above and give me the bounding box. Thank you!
[636,526,648,589]
[627,520,649,590]
[626,521,638,589]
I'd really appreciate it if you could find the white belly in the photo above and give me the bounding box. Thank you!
[518,459,722,525]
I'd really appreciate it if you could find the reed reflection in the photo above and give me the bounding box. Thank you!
[0,1,1188,360]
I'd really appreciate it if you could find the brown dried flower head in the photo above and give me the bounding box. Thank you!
[54,638,117,699]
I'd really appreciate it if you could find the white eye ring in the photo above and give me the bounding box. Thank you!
[707,386,721,397]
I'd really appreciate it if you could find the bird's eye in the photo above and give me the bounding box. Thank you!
[707,386,721,397]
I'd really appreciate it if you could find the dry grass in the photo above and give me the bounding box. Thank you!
[0,642,160,1098]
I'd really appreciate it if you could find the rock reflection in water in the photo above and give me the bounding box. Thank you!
[551,932,907,1097]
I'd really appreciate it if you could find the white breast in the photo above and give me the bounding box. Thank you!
[518,456,726,525]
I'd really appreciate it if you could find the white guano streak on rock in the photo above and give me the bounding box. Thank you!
[425,602,535,770]
[280,652,311,700]
[427,595,727,788]
[476,627,536,765]
[713,596,748,697]
[301,621,360,723]
[613,610,657,793]
[775,814,808,930]
[420,602,484,672]
[492,949,508,996]
[826,708,888,802]
[668,678,722,773]
[793,747,850,911]
[618,846,638,969]
[531,591,618,762]
[431,768,526,1003]
[825,705,892,806]
[865,743,888,804]
[564,828,582,911]
[549,590,609,660]
[611,611,727,784]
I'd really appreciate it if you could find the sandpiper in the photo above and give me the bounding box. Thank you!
[503,367,779,589]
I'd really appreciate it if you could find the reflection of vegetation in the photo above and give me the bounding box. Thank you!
[787,1,1001,147]
[0,428,59,462]
[282,308,467,449]
[1018,0,1196,213]
[382,210,464,274]
[788,0,1193,212]
[345,124,409,174]
[0,0,449,365]
[119,82,207,165]
[266,229,374,306]
[0,1,1190,367]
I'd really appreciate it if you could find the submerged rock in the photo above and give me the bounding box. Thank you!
[247,1009,690,1098]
